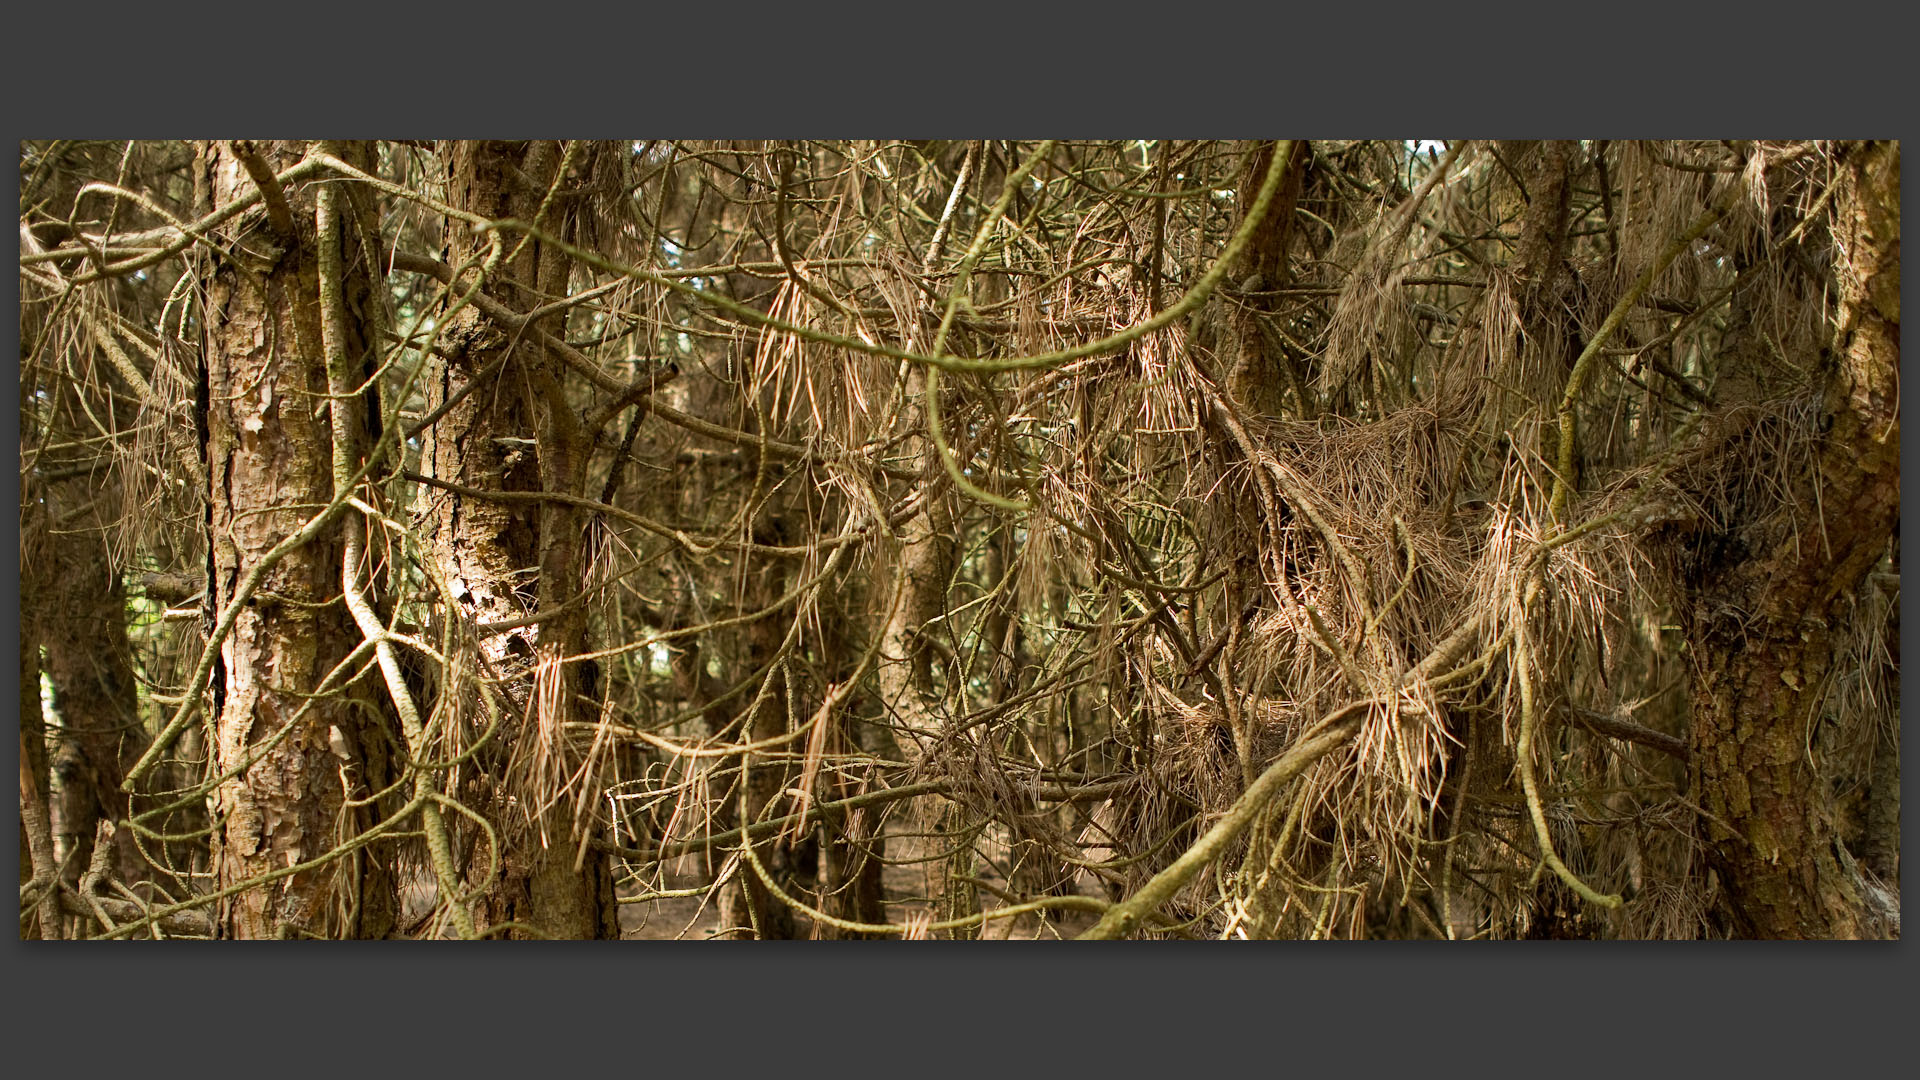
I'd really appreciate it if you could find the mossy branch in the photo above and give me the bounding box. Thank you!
[1078,701,1369,939]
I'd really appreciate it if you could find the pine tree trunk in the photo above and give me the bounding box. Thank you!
[423,140,617,939]
[201,140,391,938]
[19,560,61,939]
[37,500,147,888]
[725,533,802,939]
[1684,140,1899,938]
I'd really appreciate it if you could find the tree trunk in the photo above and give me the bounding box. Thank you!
[37,500,148,888]
[724,523,802,939]
[1225,139,1310,417]
[201,140,389,938]
[424,140,617,939]
[20,562,61,939]
[875,368,957,769]
[1684,140,1899,938]
[873,365,966,932]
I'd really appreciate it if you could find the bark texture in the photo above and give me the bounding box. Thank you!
[20,574,60,939]
[424,139,617,939]
[201,140,387,938]
[1225,139,1310,417]
[38,505,147,886]
[875,369,957,770]
[1684,140,1899,938]
[725,519,802,939]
